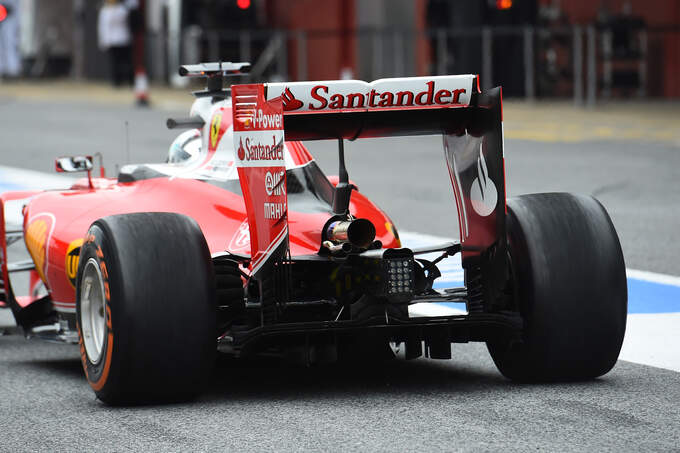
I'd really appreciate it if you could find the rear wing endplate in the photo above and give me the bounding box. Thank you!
[231,84,288,278]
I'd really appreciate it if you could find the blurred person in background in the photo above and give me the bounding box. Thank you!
[98,0,133,87]
[0,0,21,79]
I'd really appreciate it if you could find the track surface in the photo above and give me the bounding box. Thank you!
[2,333,679,452]
[1,95,679,451]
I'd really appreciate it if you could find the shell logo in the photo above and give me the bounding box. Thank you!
[385,221,401,247]
[65,238,84,288]
[25,216,53,282]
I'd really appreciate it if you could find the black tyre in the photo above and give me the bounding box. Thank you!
[76,212,216,404]
[487,193,627,381]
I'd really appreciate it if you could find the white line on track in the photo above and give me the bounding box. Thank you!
[626,268,680,287]
[620,313,680,373]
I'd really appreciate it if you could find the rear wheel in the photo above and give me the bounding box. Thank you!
[487,193,627,381]
[76,212,216,405]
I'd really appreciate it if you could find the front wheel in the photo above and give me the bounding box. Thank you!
[76,212,216,405]
[487,193,627,381]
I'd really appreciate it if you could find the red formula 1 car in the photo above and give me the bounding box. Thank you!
[0,63,627,404]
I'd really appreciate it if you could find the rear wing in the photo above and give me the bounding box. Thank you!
[231,75,506,302]
[266,75,482,140]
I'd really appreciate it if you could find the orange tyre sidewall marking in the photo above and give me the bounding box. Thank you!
[78,232,115,392]
[90,304,114,391]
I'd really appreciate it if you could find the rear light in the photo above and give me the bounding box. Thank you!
[386,259,414,295]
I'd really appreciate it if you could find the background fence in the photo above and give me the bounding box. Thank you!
[146,24,678,103]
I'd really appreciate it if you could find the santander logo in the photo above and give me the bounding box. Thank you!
[237,137,246,160]
[281,87,304,111]
[270,76,475,113]
[308,81,465,110]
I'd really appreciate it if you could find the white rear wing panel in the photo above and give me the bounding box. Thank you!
[266,75,478,114]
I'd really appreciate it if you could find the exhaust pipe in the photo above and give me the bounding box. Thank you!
[326,218,376,249]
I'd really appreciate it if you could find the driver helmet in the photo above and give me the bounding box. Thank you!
[167,129,201,164]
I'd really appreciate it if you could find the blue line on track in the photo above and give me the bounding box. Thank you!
[432,278,680,314]
[628,279,680,314]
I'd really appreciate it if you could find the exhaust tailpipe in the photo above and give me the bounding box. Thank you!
[326,218,376,249]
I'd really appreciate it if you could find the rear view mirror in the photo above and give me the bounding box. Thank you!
[55,156,93,173]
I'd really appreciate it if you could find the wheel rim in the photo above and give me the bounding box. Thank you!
[80,258,107,365]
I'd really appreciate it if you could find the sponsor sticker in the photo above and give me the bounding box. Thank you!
[264,170,285,196]
[268,75,475,113]
[25,215,53,282]
[235,134,285,165]
[469,144,498,217]
[254,109,283,129]
[385,222,402,247]
[264,202,287,219]
[65,238,84,288]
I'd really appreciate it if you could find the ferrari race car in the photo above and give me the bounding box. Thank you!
[0,63,627,405]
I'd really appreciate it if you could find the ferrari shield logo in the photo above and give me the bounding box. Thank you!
[210,113,223,149]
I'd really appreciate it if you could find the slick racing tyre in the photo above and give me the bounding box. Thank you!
[487,193,627,381]
[76,213,216,405]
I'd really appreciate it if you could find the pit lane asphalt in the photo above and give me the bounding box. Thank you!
[1,95,679,451]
